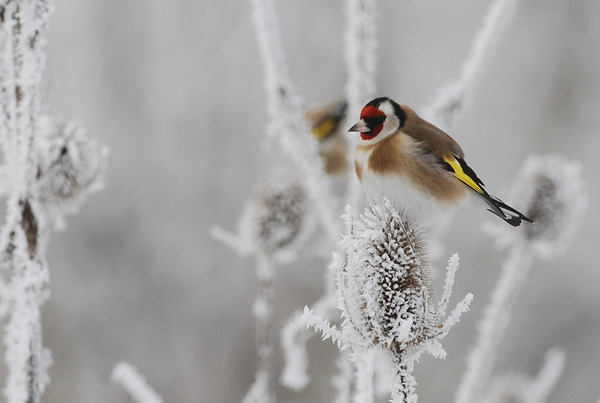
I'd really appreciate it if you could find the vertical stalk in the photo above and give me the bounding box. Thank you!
[454,245,533,403]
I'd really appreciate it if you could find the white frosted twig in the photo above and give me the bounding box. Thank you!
[302,306,346,349]
[280,309,311,390]
[210,225,248,255]
[460,153,587,403]
[439,292,474,341]
[351,349,375,403]
[280,293,338,390]
[523,349,565,403]
[3,259,52,403]
[344,0,377,120]
[454,245,533,403]
[332,352,353,403]
[249,0,340,245]
[390,359,418,403]
[243,253,277,403]
[0,2,54,402]
[422,0,520,128]
[111,362,163,403]
[438,253,461,319]
[343,0,377,211]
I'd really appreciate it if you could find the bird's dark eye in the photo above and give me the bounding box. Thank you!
[364,116,385,127]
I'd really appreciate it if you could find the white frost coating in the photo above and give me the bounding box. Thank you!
[280,293,338,390]
[0,2,54,403]
[524,349,565,403]
[36,115,108,230]
[484,153,588,260]
[111,362,163,403]
[458,154,586,403]
[0,2,106,402]
[454,246,533,403]
[250,0,340,246]
[480,348,565,403]
[304,199,472,402]
[343,0,377,211]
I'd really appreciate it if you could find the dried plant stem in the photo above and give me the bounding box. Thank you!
[390,358,418,403]
[111,362,163,403]
[249,0,339,246]
[454,245,533,403]
[0,2,54,402]
[243,254,276,403]
[343,0,377,211]
[352,349,374,403]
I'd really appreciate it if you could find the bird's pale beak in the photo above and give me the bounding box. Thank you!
[348,119,370,133]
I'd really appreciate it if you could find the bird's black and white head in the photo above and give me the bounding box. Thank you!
[348,97,407,143]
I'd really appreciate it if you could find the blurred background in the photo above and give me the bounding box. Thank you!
[29,0,600,401]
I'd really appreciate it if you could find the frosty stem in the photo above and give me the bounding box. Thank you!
[454,245,533,403]
[111,362,164,403]
[343,0,377,211]
[249,0,339,246]
[390,358,418,403]
[243,254,276,403]
[0,1,53,402]
[352,349,374,403]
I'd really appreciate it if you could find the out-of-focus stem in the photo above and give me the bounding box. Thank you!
[454,245,533,403]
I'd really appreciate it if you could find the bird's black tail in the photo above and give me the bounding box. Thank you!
[480,193,534,227]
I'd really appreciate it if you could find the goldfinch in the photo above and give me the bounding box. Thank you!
[348,97,533,227]
[306,100,349,175]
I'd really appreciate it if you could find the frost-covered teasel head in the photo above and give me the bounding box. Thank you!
[486,154,587,260]
[305,199,471,402]
[336,198,438,355]
[36,115,108,228]
[238,171,314,259]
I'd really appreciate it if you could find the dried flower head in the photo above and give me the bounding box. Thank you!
[239,171,314,258]
[304,199,471,402]
[336,198,470,357]
[36,116,107,201]
[35,115,108,229]
[486,154,587,259]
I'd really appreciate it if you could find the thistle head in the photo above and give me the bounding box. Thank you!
[36,115,108,229]
[238,171,314,259]
[336,198,438,355]
[486,154,587,260]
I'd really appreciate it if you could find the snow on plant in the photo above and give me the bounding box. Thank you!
[238,171,314,260]
[485,153,587,260]
[455,154,587,403]
[224,0,525,399]
[213,171,316,403]
[36,115,108,230]
[249,0,339,246]
[0,1,106,402]
[480,349,565,403]
[305,199,473,402]
[111,362,164,403]
[209,0,588,401]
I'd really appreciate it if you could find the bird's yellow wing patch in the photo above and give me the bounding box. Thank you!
[443,156,484,195]
[311,117,337,141]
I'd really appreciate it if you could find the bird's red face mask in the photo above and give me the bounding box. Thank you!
[349,105,386,140]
